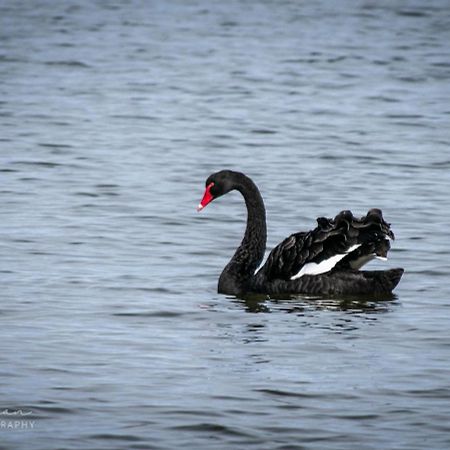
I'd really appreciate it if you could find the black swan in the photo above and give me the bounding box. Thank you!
[197,170,403,296]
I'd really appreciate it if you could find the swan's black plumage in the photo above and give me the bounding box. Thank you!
[260,208,394,281]
[198,170,403,296]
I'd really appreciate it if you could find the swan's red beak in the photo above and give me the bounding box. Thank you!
[197,182,214,212]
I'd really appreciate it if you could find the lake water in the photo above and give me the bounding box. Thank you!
[1,0,450,449]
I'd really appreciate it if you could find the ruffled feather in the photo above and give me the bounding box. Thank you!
[259,209,394,281]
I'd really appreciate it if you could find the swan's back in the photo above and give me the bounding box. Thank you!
[258,209,395,282]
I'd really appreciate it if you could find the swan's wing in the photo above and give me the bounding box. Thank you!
[259,209,395,281]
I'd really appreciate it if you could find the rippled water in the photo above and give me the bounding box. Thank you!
[1,1,450,449]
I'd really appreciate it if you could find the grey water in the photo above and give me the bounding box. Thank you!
[1,0,450,449]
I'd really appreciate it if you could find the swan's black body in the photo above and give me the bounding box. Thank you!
[198,170,403,296]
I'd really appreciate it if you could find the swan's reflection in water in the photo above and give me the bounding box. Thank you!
[206,292,400,346]
[232,292,399,314]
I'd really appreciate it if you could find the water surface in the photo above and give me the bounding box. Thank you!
[1,1,450,449]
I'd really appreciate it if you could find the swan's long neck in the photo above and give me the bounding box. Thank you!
[218,176,267,294]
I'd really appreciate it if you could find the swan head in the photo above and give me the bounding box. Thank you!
[197,170,241,211]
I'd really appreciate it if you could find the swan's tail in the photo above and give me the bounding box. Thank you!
[382,268,404,292]
[357,268,404,294]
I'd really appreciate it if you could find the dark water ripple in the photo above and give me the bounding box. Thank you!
[1,0,450,449]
